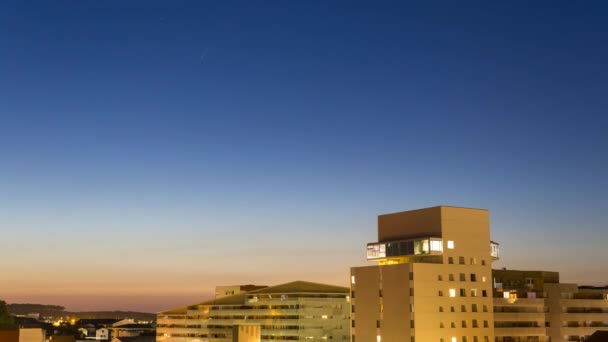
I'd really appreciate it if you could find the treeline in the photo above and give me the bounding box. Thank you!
[7,304,155,321]
[7,304,65,317]
[67,311,155,320]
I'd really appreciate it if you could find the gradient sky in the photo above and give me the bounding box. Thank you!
[1,1,607,313]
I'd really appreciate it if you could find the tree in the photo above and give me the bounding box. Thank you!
[0,300,15,325]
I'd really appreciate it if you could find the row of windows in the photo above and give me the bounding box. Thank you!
[439,304,489,313]
[157,333,226,338]
[439,320,490,328]
[438,273,485,282]
[438,288,488,297]
[446,256,487,266]
[352,335,490,342]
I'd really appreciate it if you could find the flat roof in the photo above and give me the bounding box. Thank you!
[378,205,488,217]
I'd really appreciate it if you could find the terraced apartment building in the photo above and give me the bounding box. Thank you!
[157,281,350,342]
[493,269,608,342]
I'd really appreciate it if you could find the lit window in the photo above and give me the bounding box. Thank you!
[449,289,456,297]
[321,315,328,319]
[377,335,381,342]
[351,276,355,284]
[503,291,510,299]
[470,288,477,297]
[430,240,443,252]
[447,241,455,249]
[452,337,457,342]
[482,276,486,283]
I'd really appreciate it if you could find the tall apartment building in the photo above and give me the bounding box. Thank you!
[351,205,608,342]
[351,206,499,342]
[157,281,350,342]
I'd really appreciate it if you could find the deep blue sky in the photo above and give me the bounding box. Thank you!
[1,1,607,311]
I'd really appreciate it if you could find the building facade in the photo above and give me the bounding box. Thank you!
[493,269,608,342]
[351,206,498,342]
[157,281,350,342]
[351,205,608,342]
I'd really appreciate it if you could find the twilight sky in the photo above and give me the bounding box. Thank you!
[1,1,607,312]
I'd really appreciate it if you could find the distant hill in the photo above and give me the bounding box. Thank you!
[7,304,65,317]
[67,311,155,321]
[7,304,155,321]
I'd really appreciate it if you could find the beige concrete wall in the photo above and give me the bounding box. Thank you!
[18,328,45,342]
[351,265,382,342]
[413,262,494,342]
[232,325,260,342]
[380,264,413,342]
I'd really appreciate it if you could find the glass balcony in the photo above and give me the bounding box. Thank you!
[491,241,500,260]
[366,237,443,260]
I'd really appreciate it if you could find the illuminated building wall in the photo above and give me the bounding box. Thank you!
[351,206,497,342]
[351,206,608,342]
[156,281,350,342]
